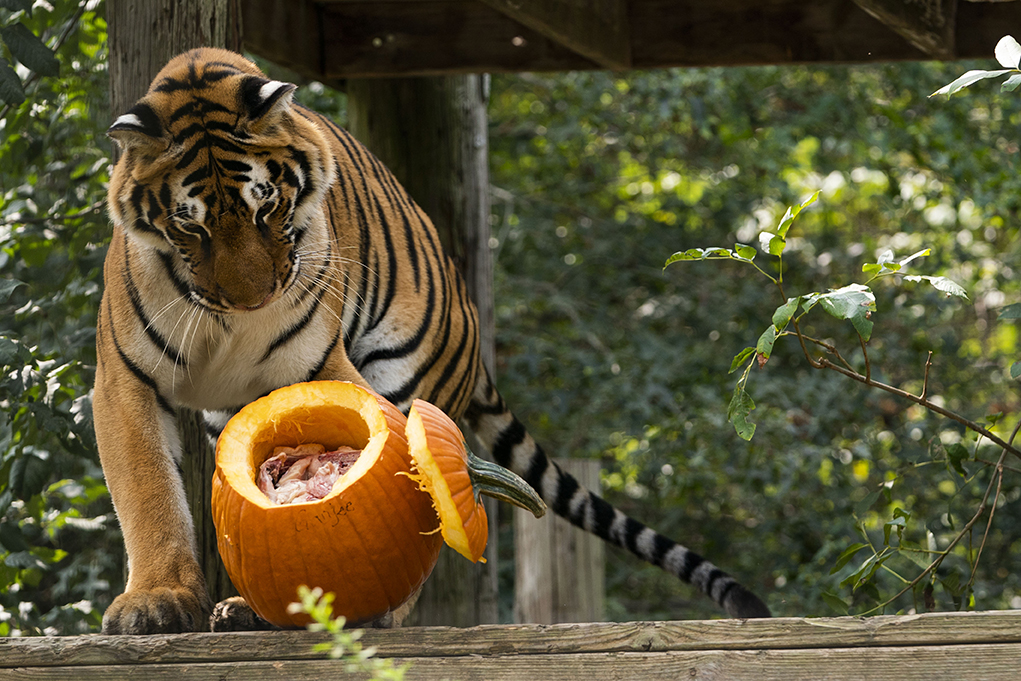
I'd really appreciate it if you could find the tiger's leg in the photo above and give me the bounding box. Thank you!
[94,339,211,634]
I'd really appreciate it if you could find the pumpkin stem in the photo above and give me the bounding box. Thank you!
[466,449,546,518]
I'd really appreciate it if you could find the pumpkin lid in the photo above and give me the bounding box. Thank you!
[405,399,546,563]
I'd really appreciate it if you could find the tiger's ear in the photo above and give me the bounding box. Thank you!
[108,102,166,150]
[240,77,297,123]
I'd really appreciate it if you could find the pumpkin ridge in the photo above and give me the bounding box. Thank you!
[357,464,421,606]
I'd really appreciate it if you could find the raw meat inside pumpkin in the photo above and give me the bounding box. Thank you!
[257,443,361,505]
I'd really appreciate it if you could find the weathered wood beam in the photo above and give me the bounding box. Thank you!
[241,0,1021,81]
[852,0,958,59]
[5,612,1021,681]
[478,0,631,69]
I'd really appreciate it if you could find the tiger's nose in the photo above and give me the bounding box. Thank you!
[235,292,274,311]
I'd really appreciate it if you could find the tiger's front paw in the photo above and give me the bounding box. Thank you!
[210,596,277,632]
[102,584,212,634]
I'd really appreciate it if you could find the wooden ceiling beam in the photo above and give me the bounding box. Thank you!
[851,0,957,60]
[239,0,1021,82]
[477,0,632,70]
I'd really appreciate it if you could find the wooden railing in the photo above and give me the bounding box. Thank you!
[3,610,1020,680]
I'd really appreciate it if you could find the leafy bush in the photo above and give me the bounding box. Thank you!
[0,0,117,635]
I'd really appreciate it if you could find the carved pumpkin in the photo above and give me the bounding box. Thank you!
[211,381,546,628]
[211,381,442,627]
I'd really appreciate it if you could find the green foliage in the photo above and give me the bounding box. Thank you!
[0,0,63,106]
[0,0,116,634]
[289,586,408,680]
[488,60,1021,619]
[931,35,1021,97]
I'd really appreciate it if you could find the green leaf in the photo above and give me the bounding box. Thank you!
[1011,362,1021,380]
[804,284,876,341]
[733,243,756,260]
[884,515,906,545]
[758,231,785,257]
[898,248,931,268]
[776,191,820,238]
[664,246,753,268]
[1,23,59,77]
[945,443,969,477]
[756,325,778,363]
[831,542,868,574]
[854,489,881,519]
[902,275,968,299]
[727,384,756,441]
[0,0,34,11]
[729,347,755,373]
[930,68,1014,98]
[0,55,25,107]
[4,551,47,570]
[821,591,849,615]
[997,303,1021,320]
[1002,73,1021,92]
[772,297,800,330]
[995,35,1021,69]
[775,207,796,239]
[0,278,24,302]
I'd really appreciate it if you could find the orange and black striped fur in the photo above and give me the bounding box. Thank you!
[94,48,770,634]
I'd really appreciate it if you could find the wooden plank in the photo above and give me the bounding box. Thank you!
[4,644,1021,681]
[515,459,605,624]
[479,0,631,69]
[4,611,1021,668]
[852,0,957,60]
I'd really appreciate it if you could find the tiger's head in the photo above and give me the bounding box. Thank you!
[107,48,335,312]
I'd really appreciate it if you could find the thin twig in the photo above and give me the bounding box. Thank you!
[968,455,1003,587]
[974,457,1021,475]
[862,417,1021,614]
[859,334,871,385]
[920,351,933,401]
[813,356,1021,460]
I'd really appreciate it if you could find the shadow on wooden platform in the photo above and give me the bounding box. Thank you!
[2,610,1020,679]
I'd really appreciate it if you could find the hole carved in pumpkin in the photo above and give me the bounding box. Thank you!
[257,443,362,505]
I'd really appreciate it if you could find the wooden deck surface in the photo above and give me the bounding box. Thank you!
[2,610,1020,680]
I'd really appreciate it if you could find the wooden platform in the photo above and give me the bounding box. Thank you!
[2,610,1020,680]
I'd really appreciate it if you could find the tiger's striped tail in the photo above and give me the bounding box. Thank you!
[462,370,771,619]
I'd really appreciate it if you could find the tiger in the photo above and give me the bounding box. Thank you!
[94,47,770,634]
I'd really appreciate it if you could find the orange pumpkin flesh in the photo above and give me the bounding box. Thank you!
[406,399,547,564]
[406,400,489,562]
[211,381,443,628]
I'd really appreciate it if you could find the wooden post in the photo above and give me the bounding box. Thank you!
[347,75,498,626]
[107,0,242,607]
[515,459,605,624]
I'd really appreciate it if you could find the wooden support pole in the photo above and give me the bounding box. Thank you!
[107,0,243,610]
[515,458,605,624]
